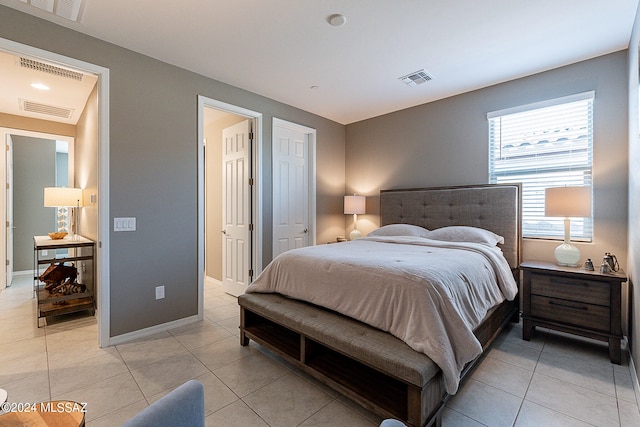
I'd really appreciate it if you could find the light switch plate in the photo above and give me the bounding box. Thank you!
[114,217,136,232]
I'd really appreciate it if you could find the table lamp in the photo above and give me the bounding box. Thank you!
[44,187,83,239]
[344,194,365,240]
[545,186,591,266]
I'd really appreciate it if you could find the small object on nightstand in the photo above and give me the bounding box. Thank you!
[602,252,619,272]
[584,258,594,271]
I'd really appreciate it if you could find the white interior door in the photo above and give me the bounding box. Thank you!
[222,120,251,296]
[272,119,314,258]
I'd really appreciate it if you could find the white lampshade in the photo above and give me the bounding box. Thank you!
[544,186,591,266]
[344,195,365,215]
[545,186,591,218]
[44,187,83,207]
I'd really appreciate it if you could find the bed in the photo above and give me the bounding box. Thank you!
[238,183,521,426]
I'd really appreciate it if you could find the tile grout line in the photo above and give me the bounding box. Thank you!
[511,327,547,426]
[179,311,275,425]
[527,330,622,427]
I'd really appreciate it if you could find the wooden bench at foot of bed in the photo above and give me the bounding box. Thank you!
[239,292,518,427]
[239,293,443,426]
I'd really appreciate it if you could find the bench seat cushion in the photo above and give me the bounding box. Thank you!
[239,293,440,388]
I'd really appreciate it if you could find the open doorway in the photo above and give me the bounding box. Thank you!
[197,97,263,312]
[0,37,110,347]
[3,131,75,287]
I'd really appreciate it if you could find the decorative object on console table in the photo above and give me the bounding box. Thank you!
[33,235,95,327]
[520,260,625,364]
[44,187,84,240]
[544,186,591,266]
[344,194,365,240]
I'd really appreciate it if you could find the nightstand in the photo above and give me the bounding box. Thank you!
[520,260,626,364]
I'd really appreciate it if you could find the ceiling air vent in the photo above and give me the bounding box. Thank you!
[20,0,84,22]
[399,69,434,86]
[19,57,84,81]
[20,99,74,119]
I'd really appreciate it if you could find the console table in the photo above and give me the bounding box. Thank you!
[33,235,95,327]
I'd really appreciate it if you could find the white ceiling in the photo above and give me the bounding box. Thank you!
[0,0,638,125]
[0,50,97,125]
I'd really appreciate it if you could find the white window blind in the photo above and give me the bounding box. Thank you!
[488,92,593,240]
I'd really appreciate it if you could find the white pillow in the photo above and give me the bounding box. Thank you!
[428,226,504,246]
[368,224,430,238]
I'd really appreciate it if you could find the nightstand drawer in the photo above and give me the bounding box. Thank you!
[530,274,610,306]
[531,295,610,331]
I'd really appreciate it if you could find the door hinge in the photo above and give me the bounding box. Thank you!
[248,178,254,186]
[249,269,254,277]
[6,259,9,266]
[5,183,8,189]
[249,223,254,231]
[6,221,9,228]
[249,132,254,140]
[5,144,9,152]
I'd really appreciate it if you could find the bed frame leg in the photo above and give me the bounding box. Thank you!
[239,306,249,346]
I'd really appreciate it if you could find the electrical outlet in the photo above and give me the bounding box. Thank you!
[155,285,165,300]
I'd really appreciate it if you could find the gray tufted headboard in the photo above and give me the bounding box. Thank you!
[380,184,522,268]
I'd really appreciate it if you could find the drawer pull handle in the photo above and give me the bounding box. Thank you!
[550,278,587,286]
[548,300,588,311]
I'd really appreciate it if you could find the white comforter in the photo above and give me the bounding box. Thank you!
[246,236,518,394]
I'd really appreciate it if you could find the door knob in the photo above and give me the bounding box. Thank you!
[221,230,226,234]
[303,228,308,233]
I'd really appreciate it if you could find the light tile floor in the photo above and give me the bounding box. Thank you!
[1,276,640,426]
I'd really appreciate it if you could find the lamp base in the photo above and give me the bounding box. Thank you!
[349,229,362,240]
[554,243,580,267]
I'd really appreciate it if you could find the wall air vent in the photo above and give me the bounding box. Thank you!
[20,99,74,119]
[19,57,84,81]
[399,69,434,86]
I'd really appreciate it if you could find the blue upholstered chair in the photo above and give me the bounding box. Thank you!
[121,380,204,427]
[380,419,407,427]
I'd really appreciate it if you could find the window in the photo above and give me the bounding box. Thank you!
[488,92,593,240]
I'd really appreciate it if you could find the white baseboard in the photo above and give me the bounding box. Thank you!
[12,270,33,279]
[205,275,222,287]
[107,315,200,347]
[13,270,33,277]
[108,276,221,347]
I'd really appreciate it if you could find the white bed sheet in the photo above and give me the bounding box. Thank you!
[246,236,518,394]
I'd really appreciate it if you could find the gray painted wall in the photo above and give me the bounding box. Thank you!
[0,5,346,337]
[12,135,56,271]
[627,2,640,387]
[346,52,629,272]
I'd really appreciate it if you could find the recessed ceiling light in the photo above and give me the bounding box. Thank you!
[30,83,50,90]
[328,14,346,27]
